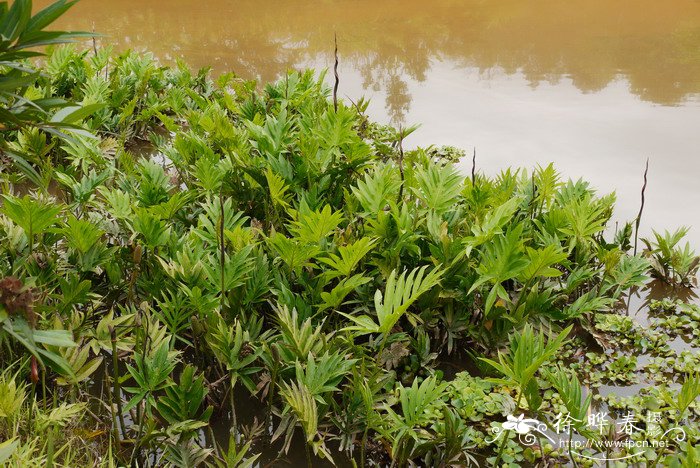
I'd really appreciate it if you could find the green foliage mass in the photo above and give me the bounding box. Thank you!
[0,2,698,466]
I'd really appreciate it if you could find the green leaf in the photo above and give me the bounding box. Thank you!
[411,163,464,213]
[319,273,371,312]
[0,0,31,42]
[1,194,61,239]
[36,347,76,378]
[339,312,380,335]
[518,245,567,282]
[62,215,104,253]
[280,381,318,443]
[50,103,105,124]
[351,164,401,213]
[123,391,148,414]
[357,265,444,336]
[318,237,376,278]
[0,71,38,91]
[0,438,19,464]
[3,149,44,188]
[31,329,76,347]
[289,205,344,244]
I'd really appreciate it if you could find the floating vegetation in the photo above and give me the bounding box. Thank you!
[0,1,698,466]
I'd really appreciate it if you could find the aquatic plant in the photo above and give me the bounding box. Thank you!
[643,228,700,286]
[0,2,698,465]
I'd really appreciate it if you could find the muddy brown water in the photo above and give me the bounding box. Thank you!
[32,0,700,464]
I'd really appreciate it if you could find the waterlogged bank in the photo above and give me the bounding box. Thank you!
[0,2,699,467]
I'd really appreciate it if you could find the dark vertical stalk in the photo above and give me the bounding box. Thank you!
[28,380,36,430]
[104,364,121,457]
[633,158,649,255]
[110,326,127,439]
[333,33,339,112]
[91,23,98,56]
[397,126,405,201]
[264,345,279,445]
[471,147,476,184]
[360,427,368,468]
[305,434,312,468]
[568,427,578,468]
[230,378,238,441]
[219,192,226,312]
[531,173,537,218]
[130,314,150,466]
[45,428,55,468]
[41,369,47,409]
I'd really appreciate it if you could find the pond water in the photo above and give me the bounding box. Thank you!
[36,0,700,246]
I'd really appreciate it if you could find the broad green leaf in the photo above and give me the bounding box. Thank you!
[1,194,61,239]
[0,438,18,464]
[50,103,105,124]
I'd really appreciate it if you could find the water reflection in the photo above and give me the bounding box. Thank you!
[37,0,700,122]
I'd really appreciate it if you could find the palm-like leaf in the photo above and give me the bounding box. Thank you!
[289,204,344,244]
[664,373,700,419]
[351,164,401,213]
[381,376,448,462]
[208,317,262,392]
[341,265,443,336]
[480,324,572,393]
[156,364,212,424]
[469,224,528,315]
[280,380,318,443]
[545,365,591,429]
[411,163,463,214]
[318,236,376,278]
[1,194,61,242]
[295,351,355,400]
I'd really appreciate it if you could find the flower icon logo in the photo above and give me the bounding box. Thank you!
[487,413,549,444]
[502,414,542,434]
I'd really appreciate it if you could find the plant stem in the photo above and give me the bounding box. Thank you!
[41,366,47,409]
[230,378,238,441]
[333,33,339,113]
[130,399,147,467]
[110,327,127,439]
[130,315,150,466]
[360,426,368,468]
[633,158,649,256]
[376,333,390,365]
[305,434,312,468]
[568,428,578,468]
[265,359,278,445]
[104,363,121,452]
[219,192,226,313]
[471,147,476,184]
[397,126,405,201]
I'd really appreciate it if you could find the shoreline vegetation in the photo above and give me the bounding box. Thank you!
[1,1,699,466]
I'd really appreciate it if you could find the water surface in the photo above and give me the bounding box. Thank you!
[36,0,700,245]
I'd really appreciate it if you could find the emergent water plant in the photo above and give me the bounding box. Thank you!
[0,1,698,465]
